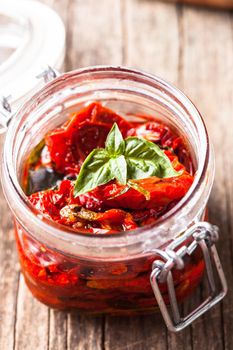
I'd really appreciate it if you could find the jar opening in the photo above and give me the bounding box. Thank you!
[1,66,214,258]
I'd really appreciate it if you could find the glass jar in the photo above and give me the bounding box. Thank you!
[1,66,227,332]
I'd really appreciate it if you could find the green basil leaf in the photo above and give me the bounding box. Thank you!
[74,149,114,196]
[125,137,179,179]
[105,123,125,156]
[74,123,180,197]
[109,155,127,185]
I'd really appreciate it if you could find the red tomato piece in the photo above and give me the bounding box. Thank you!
[45,102,132,173]
[28,180,80,222]
[80,173,193,211]
[95,209,138,231]
[79,152,193,211]
[70,121,111,161]
[28,181,137,233]
[135,121,183,151]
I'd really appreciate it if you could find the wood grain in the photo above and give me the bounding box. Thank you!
[178,5,233,350]
[49,310,67,350]
[104,2,182,349]
[105,314,168,350]
[14,275,49,350]
[125,0,180,84]
[0,0,232,349]
[0,185,19,350]
[65,0,123,69]
[67,314,103,350]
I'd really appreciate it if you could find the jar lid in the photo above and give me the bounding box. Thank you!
[0,0,65,106]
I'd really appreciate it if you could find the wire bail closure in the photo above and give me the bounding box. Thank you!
[150,222,227,332]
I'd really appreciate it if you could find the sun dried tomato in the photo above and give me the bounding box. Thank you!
[45,102,132,173]
[18,102,204,315]
[28,180,80,222]
[79,173,193,211]
[26,104,194,232]
[78,151,193,213]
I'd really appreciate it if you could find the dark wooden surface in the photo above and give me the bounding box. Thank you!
[0,0,233,349]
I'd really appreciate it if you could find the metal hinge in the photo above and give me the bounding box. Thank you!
[0,66,59,133]
[0,95,12,133]
[150,222,227,332]
[36,66,60,83]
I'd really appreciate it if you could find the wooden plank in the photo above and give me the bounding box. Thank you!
[34,0,70,346]
[49,310,67,350]
[14,275,49,350]
[65,0,123,69]
[67,314,103,350]
[125,0,180,85]
[167,328,192,350]
[11,2,70,350]
[0,185,19,350]
[64,1,122,347]
[40,0,71,71]
[105,314,167,350]
[179,5,233,350]
[166,304,192,350]
[104,1,191,350]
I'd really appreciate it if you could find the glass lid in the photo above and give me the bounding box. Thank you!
[0,0,65,107]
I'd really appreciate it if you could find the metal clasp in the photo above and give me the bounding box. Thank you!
[0,66,60,133]
[150,222,227,332]
[36,66,60,83]
[0,96,12,133]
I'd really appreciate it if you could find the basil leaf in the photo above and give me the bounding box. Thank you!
[125,137,179,179]
[74,123,180,197]
[105,123,125,156]
[74,149,114,196]
[109,155,127,185]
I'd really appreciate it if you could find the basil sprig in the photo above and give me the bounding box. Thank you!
[74,123,180,197]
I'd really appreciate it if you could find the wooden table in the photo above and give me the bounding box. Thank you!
[0,0,233,349]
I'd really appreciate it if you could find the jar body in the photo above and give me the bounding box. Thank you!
[2,67,214,315]
[15,219,205,314]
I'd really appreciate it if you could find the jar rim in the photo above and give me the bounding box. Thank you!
[2,66,212,256]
